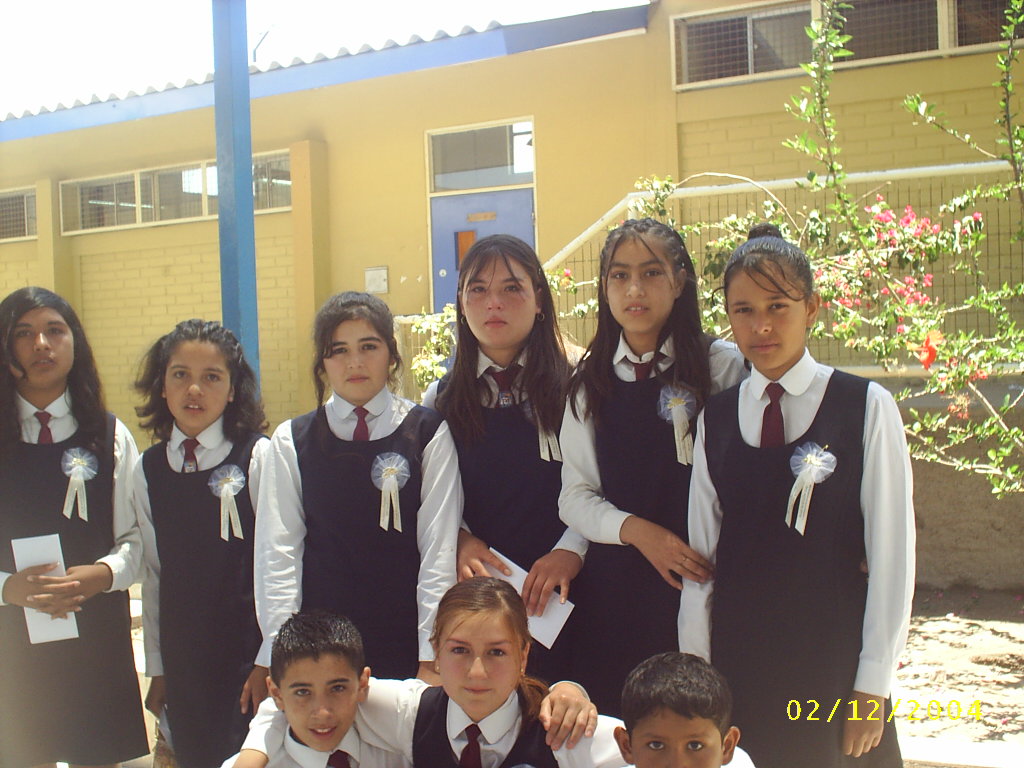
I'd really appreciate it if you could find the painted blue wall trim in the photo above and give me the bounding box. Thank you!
[213,0,260,381]
[0,5,648,143]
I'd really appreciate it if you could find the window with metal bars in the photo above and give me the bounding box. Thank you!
[674,1,1021,88]
[958,0,1020,46]
[675,5,812,85]
[0,189,37,240]
[59,152,290,233]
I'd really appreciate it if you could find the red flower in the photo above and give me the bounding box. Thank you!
[910,330,944,370]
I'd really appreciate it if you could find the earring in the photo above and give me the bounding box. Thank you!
[535,312,545,322]
[459,315,468,325]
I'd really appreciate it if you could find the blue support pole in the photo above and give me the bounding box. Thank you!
[212,0,260,381]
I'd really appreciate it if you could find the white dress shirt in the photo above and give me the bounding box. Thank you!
[559,335,748,545]
[422,350,588,560]
[254,388,461,666]
[0,391,142,606]
[225,703,409,768]
[679,350,916,698]
[134,417,269,676]
[243,681,631,768]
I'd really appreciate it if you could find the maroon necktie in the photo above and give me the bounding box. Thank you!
[488,366,518,408]
[327,750,350,768]
[182,438,200,473]
[630,357,658,381]
[353,406,370,441]
[35,412,53,444]
[459,723,483,768]
[760,382,786,448]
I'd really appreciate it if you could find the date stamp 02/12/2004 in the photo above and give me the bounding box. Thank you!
[786,699,985,723]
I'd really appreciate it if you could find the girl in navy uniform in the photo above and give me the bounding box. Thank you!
[423,234,583,685]
[0,286,148,768]
[134,319,269,768]
[560,218,747,716]
[680,224,913,767]
[237,577,618,768]
[255,292,461,683]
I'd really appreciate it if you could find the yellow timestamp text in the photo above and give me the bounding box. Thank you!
[786,698,984,723]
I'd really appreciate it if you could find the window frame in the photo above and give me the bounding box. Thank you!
[59,150,291,235]
[426,117,536,196]
[0,187,38,242]
[671,0,1016,92]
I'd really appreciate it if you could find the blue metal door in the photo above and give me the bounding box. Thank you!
[430,188,535,312]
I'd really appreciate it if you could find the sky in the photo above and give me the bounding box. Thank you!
[0,0,648,118]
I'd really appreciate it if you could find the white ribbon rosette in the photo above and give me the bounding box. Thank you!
[538,429,562,463]
[657,385,697,465]
[371,452,410,533]
[61,448,98,521]
[522,400,561,462]
[786,442,837,536]
[208,465,246,541]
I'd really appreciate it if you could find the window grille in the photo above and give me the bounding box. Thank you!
[958,0,1017,46]
[675,4,813,86]
[0,189,36,240]
[673,1,1020,88]
[60,151,290,233]
[844,0,938,60]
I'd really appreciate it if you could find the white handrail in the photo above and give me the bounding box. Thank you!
[543,160,1013,270]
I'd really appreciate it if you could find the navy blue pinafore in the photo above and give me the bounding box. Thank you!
[292,404,441,680]
[143,433,265,768]
[412,686,557,768]
[437,375,571,684]
[0,415,148,767]
[703,371,901,768]
[570,372,694,716]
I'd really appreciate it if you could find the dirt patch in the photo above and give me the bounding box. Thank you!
[893,586,1024,749]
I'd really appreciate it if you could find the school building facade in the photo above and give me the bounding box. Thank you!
[1,2,1020,583]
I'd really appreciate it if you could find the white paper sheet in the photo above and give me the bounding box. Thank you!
[484,547,574,649]
[11,533,79,644]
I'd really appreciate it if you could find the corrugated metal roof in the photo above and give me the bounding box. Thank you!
[0,6,648,140]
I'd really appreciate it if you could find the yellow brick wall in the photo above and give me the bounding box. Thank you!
[73,213,298,447]
[0,240,40,297]
[677,53,1006,181]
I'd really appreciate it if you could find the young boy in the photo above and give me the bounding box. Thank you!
[613,653,756,768]
[221,611,409,768]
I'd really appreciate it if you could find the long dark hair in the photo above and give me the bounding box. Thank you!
[134,318,267,443]
[569,219,713,422]
[436,235,570,442]
[0,287,106,456]
[430,577,548,724]
[311,292,402,406]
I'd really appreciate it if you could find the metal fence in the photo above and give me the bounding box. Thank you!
[544,161,1023,370]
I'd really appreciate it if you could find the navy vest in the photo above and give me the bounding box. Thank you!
[412,686,557,768]
[703,371,901,768]
[293,404,441,680]
[569,373,693,716]
[143,433,265,768]
[0,415,147,766]
[437,375,565,572]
